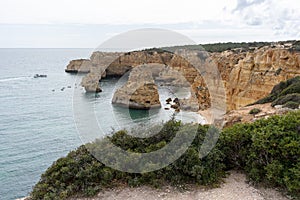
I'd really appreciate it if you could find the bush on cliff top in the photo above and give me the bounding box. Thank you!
[159,41,273,53]
[271,93,300,107]
[30,111,300,199]
[220,111,300,197]
[283,101,300,109]
[146,40,300,53]
[249,108,262,115]
[30,120,225,200]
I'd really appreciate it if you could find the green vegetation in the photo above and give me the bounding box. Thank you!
[150,40,298,53]
[271,93,300,107]
[161,42,264,53]
[159,42,272,53]
[292,45,300,52]
[30,120,225,199]
[249,108,262,115]
[143,40,300,55]
[253,76,300,109]
[201,42,271,52]
[283,101,300,109]
[30,111,300,199]
[220,111,300,197]
[291,41,300,52]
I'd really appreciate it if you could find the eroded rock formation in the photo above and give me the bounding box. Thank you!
[66,42,300,111]
[212,47,300,110]
[65,52,123,92]
[111,65,161,109]
[107,50,209,110]
[65,59,92,73]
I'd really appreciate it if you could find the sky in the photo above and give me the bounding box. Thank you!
[0,0,299,48]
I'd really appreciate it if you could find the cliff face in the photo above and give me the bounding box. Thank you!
[81,52,123,92]
[89,52,124,78]
[213,47,300,110]
[67,44,300,111]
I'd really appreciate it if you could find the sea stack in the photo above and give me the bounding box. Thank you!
[112,65,161,109]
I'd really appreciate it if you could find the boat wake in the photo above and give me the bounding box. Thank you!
[0,76,31,83]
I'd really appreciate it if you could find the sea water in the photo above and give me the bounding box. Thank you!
[0,49,204,200]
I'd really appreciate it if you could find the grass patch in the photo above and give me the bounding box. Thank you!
[249,108,262,115]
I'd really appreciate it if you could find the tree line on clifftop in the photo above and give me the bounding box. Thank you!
[144,40,300,53]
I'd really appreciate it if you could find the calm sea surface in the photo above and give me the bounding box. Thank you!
[0,49,204,200]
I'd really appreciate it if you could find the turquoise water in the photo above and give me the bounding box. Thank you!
[0,49,204,200]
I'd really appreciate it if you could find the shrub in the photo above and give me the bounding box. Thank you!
[158,42,273,53]
[218,123,252,169]
[271,93,300,107]
[30,120,225,199]
[220,111,300,197]
[292,44,300,52]
[30,111,300,199]
[249,108,262,115]
[283,101,299,109]
[254,76,300,105]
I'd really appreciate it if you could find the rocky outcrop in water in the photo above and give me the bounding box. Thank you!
[108,50,209,110]
[65,59,92,73]
[79,50,208,110]
[112,65,161,109]
[65,52,123,92]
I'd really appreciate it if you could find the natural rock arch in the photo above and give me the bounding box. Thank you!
[70,42,300,112]
[97,49,211,111]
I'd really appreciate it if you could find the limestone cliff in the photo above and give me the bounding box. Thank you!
[89,51,124,78]
[107,50,209,110]
[111,65,161,109]
[213,47,300,110]
[67,41,300,111]
[65,52,123,92]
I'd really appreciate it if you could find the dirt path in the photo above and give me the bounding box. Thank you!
[73,171,289,200]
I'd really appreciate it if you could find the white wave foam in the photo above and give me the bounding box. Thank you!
[0,76,30,82]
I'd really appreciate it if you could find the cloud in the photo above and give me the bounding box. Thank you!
[244,16,263,26]
[0,0,228,25]
[0,0,299,47]
[233,0,266,11]
[230,0,300,38]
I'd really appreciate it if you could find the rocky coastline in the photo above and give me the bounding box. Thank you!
[25,41,300,200]
[66,41,300,112]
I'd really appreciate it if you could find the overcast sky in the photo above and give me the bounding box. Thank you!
[0,0,299,48]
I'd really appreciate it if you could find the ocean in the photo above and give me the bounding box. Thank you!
[0,49,204,200]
